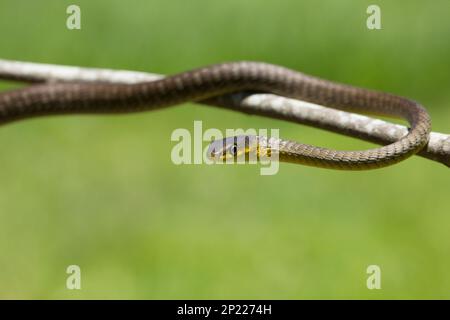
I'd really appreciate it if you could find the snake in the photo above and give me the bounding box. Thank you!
[0,61,431,170]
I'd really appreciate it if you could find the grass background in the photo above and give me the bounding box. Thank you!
[0,0,449,299]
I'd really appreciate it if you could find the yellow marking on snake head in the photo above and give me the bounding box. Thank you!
[207,135,260,162]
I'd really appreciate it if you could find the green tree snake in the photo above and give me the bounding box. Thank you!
[0,61,431,170]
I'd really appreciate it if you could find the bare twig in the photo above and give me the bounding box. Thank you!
[0,59,448,167]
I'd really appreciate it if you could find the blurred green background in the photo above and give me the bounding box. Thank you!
[0,0,449,299]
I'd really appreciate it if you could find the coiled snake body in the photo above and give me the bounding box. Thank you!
[0,61,431,170]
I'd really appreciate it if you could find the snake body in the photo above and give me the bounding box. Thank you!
[0,61,431,170]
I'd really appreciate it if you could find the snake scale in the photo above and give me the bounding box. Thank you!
[0,61,431,170]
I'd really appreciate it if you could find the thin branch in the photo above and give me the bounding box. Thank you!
[0,59,448,167]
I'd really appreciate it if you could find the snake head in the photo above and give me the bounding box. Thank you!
[207,135,260,162]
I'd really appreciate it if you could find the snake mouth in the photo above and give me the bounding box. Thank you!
[206,142,224,161]
[208,150,225,161]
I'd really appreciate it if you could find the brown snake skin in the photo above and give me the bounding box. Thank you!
[0,61,431,170]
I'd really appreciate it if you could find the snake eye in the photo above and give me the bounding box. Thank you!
[229,144,238,156]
